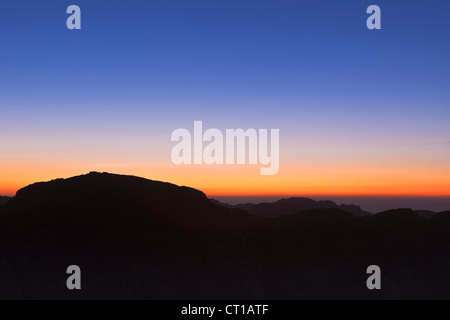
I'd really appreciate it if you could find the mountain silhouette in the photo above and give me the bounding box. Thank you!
[415,210,436,220]
[0,172,266,299]
[0,196,10,206]
[1,172,450,299]
[212,197,371,217]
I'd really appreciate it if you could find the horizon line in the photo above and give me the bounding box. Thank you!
[3,191,450,198]
[2,172,450,199]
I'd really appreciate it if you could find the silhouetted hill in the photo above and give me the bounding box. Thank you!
[0,172,266,299]
[3,172,263,234]
[0,196,10,206]
[213,197,371,217]
[1,172,450,299]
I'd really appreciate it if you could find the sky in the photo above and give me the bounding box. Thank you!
[1,0,450,208]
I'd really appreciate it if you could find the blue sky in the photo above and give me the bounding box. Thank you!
[2,0,449,118]
[1,0,450,202]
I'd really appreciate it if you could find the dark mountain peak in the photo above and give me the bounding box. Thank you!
[11,172,208,209]
[286,197,323,202]
[1,172,266,238]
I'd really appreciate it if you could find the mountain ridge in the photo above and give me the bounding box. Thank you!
[1,172,450,299]
[212,197,371,217]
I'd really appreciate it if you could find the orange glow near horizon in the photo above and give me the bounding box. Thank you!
[1,161,450,198]
[2,106,450,199]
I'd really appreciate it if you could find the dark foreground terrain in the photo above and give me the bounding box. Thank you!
[0,197,10,206]
[0,172,449,299]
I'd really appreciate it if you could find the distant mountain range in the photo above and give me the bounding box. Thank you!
[211,198,441,219]
[211,197,371,217]
[1,172,450,299]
